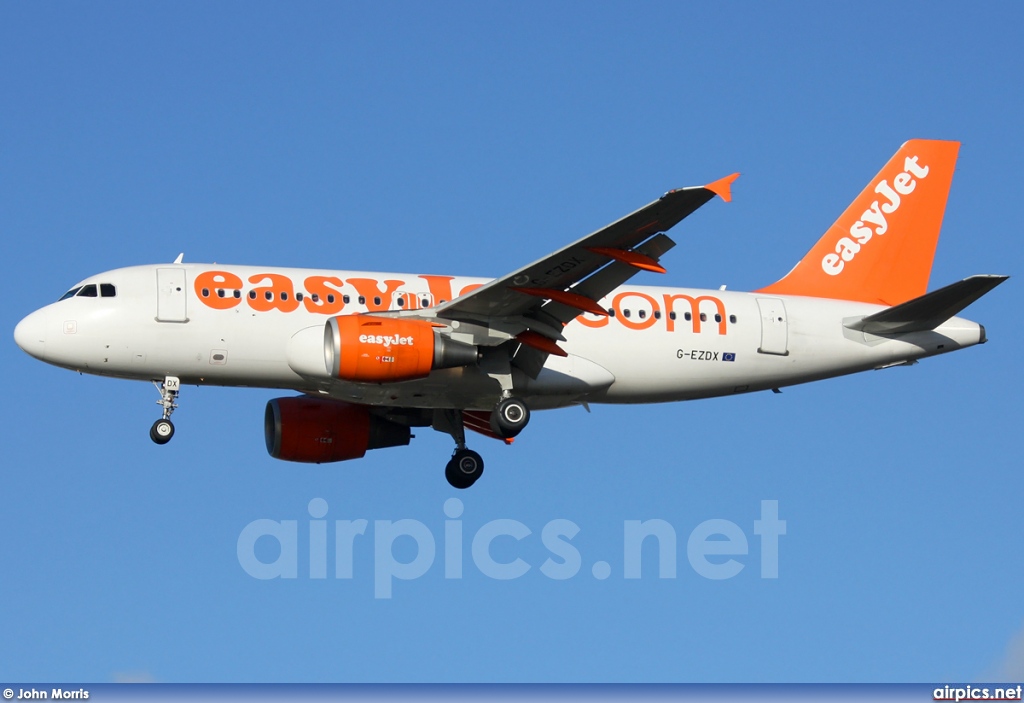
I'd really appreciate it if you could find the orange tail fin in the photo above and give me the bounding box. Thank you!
[758,139,960,306]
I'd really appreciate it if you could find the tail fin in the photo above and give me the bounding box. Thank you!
[758,139,960,305]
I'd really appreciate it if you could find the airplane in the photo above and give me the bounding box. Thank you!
[13,139,1007,488]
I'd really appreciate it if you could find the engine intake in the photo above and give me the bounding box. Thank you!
[265,396,410,463]
[324,315,478,383]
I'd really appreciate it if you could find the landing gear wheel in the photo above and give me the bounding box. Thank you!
[150,418,175,445]
[490,397,530,439]
[445,449,484,489]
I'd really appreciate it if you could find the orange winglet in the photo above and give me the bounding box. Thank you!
[704,172,740,203]
[511,287,608,316]
[587,247,667,274]
[516,330,568,357]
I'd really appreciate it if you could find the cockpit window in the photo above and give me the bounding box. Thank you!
[100,283,116,297]
[58,287,82,301]
[77,284,98,297]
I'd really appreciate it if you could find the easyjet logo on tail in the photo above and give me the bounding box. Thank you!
[821,155,930,276]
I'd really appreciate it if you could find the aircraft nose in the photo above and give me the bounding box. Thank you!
[14,309,48,359]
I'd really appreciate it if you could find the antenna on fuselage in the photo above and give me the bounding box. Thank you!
[173,253,184,264]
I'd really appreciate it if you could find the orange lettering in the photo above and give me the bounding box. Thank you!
[248,274,299,313]
[613,291,659,330]
[575,312,610,328]
[303,276,346,314]
[663,294,726,334]
[418,275,455,305]
[347,278,404,311]
[195,270,243,310]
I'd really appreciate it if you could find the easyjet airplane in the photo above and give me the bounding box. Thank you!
[13,140,1007,488]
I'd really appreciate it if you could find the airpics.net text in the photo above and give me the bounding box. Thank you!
[237,499,786,599]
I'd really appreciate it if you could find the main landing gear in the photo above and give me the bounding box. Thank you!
[150,375,180,445]
[490,396,530,439]
[437,395,531,489]
[446,448,484,490]
[437,409,484,490]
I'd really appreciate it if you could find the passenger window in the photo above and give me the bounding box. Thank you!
[343,295,350,304]
[78,284,98,297]
[669,312,676,321]
[59,287,82,301]
[638,310,646,319]
[373,296,381,306]
[281,292,289,301]
[608,308,615,317]
[654,311,661,319]
[327,294,335,304]
[295,292,304,302]
[684,312,692,321]
[216,289,225,298]
[700,313,707,322]
[311,294,319,303]
[264,291,273,301]
[233,290,241,299]
[729,315,737,324]
[714,313,722,323]
[100,283,116,297]
[249,291,257,300]
[358,296,366,305]
[623,309,631,318]
[201,288,210,298]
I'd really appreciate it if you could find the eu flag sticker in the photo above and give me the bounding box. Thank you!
[722,352,736,362]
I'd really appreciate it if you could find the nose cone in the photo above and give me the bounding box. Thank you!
[14,309,48,359]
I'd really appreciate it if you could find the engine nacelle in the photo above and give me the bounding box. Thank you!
[324,315,478,383]
[264,396,410,463]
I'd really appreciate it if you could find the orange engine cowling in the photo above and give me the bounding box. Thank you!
[264,396,410,463]
[324,315,478,383]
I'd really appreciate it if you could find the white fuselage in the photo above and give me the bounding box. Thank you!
[14,263,986,411]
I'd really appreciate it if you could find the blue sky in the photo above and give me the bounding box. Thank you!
[2,1,1022,683]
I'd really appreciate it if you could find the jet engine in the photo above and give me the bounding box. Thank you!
[324,315,478,383]
[264,396,410,463]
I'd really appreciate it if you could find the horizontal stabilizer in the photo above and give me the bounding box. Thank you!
[845,274,1008,335]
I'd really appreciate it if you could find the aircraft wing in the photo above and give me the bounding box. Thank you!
[413,174,737,377]
[434,174,739,326]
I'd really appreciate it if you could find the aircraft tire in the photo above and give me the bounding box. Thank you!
[150,418,175,445]
[489,397,530,439]
[446,449,484,489]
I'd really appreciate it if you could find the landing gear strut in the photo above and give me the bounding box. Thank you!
[436,409,485,489]
[150,375,180,445]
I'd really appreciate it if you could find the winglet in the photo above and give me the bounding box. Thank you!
[705,173,740,203]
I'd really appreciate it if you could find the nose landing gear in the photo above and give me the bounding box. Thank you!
[150,375,180,445]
